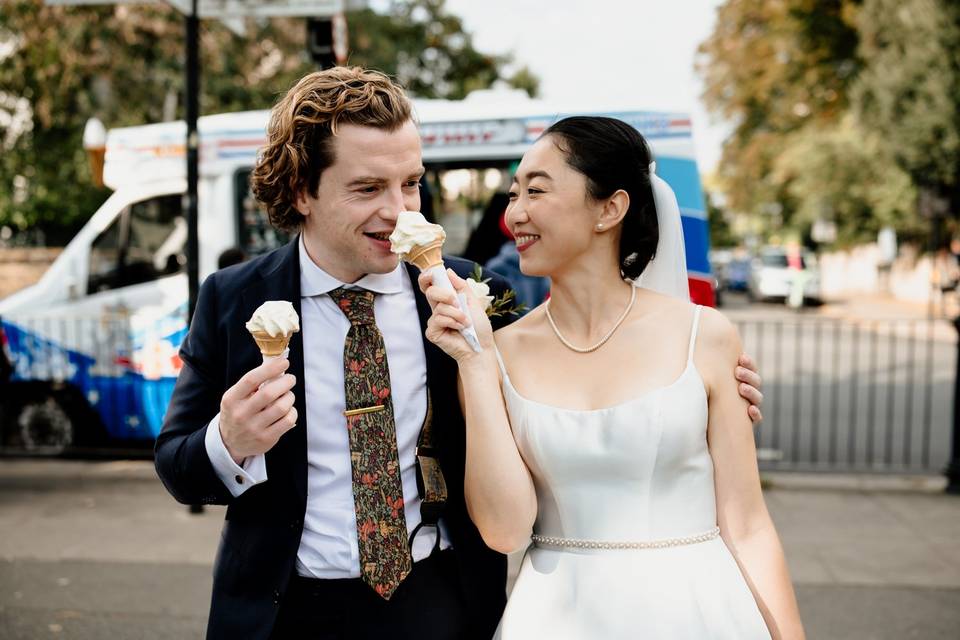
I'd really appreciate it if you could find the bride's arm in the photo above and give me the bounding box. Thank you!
[419,270,537,553]
[698,307,805,640]
[458,349,538,553]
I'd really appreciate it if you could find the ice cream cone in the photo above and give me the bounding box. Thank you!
[87,147,105,188]
[250,330,291,357]
[406,240,444,271]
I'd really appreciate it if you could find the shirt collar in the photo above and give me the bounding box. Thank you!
[299,235,405,297]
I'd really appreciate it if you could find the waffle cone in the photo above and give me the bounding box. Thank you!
[250,330,291,357]
[406,240,444,271]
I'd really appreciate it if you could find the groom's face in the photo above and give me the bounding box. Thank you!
[295,120,424,284]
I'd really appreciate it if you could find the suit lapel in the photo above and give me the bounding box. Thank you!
[240,238,309,507]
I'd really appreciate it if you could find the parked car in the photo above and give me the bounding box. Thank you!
[710,250,751,306]
[725,258,751,291]
[748,247,821,304]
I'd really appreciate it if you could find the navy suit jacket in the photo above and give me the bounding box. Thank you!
[155,238,513,639]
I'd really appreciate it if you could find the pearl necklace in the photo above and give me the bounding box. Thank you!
[544,284,637,353]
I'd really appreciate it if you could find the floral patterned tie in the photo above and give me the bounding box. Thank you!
[329,287,412,600]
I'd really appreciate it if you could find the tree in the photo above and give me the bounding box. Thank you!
[851,0,960,217]
[699,0,960,247]
[346,0,537,100]
[0,0,537,241]
[698,0,861,224]
[706,193,738,248]
[697,0,861,242]
[772,116,921,245]
[0,1,314,241]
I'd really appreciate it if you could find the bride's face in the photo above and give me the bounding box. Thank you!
[506,136,602,277]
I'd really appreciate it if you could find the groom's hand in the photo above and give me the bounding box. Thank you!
[219,357,297,465]
[735,354,763,424]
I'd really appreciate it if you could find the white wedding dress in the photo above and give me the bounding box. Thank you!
[493,305,771,639]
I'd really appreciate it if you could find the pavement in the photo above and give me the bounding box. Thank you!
[761,473,960,639]
[1,460,959,639]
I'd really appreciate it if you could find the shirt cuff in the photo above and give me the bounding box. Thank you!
[204,413,268,497]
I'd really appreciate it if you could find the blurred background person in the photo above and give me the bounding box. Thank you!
[462,192,511,265]
[217,247,247,270]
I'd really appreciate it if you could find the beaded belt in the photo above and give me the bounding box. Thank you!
[531,526,720,550]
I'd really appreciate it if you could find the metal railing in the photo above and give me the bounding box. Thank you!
[737,317,956,474]
[4,311,957,473]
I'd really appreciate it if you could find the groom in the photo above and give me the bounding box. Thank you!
[154,66,764,640]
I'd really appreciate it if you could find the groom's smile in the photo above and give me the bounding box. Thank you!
[294,119,424,283]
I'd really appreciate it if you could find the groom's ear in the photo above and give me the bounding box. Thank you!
[598,189,630,229]
[293,187,316,217]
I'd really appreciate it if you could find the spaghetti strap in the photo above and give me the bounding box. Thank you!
[493,344,509,381]
[686,305,703,364]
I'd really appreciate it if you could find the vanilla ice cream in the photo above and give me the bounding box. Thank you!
[246,301,300,338]
[389,211,446,257]
[246,301,299,358]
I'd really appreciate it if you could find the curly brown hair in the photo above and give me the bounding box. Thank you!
[251,67,413,232]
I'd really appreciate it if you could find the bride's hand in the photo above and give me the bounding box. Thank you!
[418,269,495,363]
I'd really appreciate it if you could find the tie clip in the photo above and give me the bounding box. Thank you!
[343,405,385,417]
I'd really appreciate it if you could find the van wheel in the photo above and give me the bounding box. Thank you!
[18,397,73,454]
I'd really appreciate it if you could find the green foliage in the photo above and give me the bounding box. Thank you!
[706,193,738,249]
[698,0,959,247]
[506,66,540,99]
[698,0,860,222]
[852,0,960,198]
[346,1,538,100]
[772,116,921,246]
[348,2,496,99]
[0,1,314,238]
[0,0,537,242]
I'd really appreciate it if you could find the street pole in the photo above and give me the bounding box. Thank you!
[185,0,200,326]
[947,316,960,494]
[185,0,204,515]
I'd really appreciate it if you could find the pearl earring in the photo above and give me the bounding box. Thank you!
[596,223,604,231]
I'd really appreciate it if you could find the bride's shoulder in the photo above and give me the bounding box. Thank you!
[694,305,742,361]
[494,304,548,349]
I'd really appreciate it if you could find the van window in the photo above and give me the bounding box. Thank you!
[235,170,289,256]
[127,195,185,279]
[88,214,124,294]
[87,194,185,294]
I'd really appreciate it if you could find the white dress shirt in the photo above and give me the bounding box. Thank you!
[205,237,450,578]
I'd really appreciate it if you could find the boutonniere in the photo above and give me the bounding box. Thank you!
[467,265,528,318]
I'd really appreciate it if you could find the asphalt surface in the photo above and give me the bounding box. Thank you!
[1,460,959,639]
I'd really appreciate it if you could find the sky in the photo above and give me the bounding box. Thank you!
[441,0,729,174]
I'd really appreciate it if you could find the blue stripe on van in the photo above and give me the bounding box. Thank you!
[2,319,185,442]
[656,157,707,215]
[682,216,712,275]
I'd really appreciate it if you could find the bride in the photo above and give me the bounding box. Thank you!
[420,116,805,639]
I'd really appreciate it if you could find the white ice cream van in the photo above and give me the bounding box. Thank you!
[0,91,713,454]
